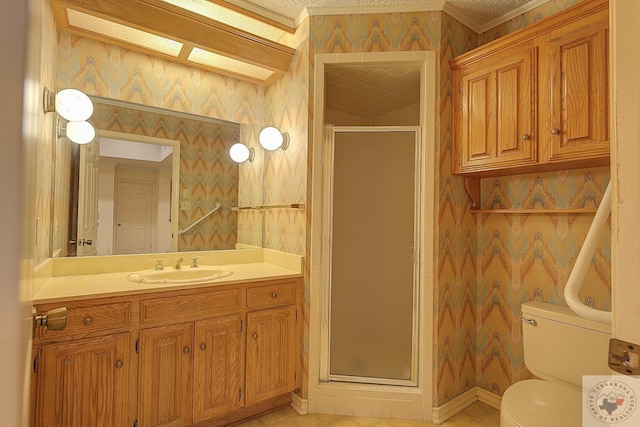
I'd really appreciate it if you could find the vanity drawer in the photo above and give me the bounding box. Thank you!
[140,288,242,324]
[39,301,132,340]
[246,282,297,308]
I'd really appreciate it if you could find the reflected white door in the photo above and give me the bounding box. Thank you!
[114,181,155,254]
[77,140,99,256]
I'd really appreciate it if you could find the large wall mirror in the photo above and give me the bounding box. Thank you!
[55,97,264,257]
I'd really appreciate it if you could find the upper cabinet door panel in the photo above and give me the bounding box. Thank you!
[450,0,609,177]
[545,10,609,162]
[457,44,537,173]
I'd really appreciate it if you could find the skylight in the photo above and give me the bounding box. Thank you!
[67,9,183,57]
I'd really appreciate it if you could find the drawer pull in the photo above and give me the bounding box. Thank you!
[271,292,278,298]
[200,343,207,351]
[183,347,190,355]
[551,127,560,135]
[115,360,124,369]
[253,333,259,340]
[522,133,530,140]
[83,317,93,326]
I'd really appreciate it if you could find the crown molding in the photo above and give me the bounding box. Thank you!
[443,0,551,34]
[306,1,445,17]
[476,0,551,33]
[224,0,297,29]
[218,0,551,35]
[294,8,310,28]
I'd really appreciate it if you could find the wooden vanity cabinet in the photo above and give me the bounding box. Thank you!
[32,276,302,427]
[245,281,299,405]
[138,323,194,427]
[32,297,137,427]
[35,333,132,427]
[451,0,609,177]
[193,314,243,421]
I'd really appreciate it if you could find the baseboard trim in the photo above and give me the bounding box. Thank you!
[291,392,308,415]
[432,388,477,424]
[431,387,502,424]
[476,387,502,410]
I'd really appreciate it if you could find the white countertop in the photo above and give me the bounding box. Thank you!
[33,249,303,304]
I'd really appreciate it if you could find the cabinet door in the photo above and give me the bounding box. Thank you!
[456,44,537,173]
[245,306,297,405]
[139,323,193,427]
[193,314,243,422]
[36,333,131,427]
[544,10,609,162]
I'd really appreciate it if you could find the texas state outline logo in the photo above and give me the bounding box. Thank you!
[584,377,638,425]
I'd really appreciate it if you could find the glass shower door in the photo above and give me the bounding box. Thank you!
[328,126,420,386]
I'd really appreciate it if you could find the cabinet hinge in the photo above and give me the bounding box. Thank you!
[295,310,298,321]
[294,371,297,382]
[135,338,140,354]
[240,319,243,332]
[33,354,39,374]
[133,419,138,427]
[238,388,242,401]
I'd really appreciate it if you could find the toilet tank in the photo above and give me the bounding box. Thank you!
[522,301,611,387]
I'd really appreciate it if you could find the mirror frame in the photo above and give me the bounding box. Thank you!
[95,129,181,253]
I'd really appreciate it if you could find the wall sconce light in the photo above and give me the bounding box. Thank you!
[258,126,289,151]
[229,143,255,163]
[57,118,96,145]
[43,87,94,121]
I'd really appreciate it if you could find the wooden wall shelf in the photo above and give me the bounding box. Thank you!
[471,208,598,214]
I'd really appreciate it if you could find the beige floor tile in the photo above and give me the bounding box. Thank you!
[234,401,499,427]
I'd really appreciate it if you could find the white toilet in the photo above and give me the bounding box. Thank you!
[500,301,611,427]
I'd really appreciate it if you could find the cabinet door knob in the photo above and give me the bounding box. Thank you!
[551,128,560,135]
[253,333,259,340]
[200,343,207,351]
[183,347,190,354]
[271,292,278,298]
[115,360,124,369]
[522,133,530,140]
[83,317,92,326]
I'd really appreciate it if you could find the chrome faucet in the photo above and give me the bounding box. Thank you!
[174,257,184,270]
[191,256,200,268]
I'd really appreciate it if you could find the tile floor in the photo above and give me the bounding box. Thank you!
[234,401,500,426]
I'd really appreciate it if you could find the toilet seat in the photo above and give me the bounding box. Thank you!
[500,379,582,427]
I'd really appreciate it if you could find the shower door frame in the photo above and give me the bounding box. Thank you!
[321,125,423,387]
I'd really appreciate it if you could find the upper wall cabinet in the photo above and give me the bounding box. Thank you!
[451,0,609,177]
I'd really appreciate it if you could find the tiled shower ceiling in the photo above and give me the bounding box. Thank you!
[325,63,422,119]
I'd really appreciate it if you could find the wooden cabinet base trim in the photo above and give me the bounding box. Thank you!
[191,393,292,427]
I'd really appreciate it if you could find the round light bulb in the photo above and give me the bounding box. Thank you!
[55,89,94,121]
[258,126,284,151]
[66,121,96,145]
[230,143,251,163]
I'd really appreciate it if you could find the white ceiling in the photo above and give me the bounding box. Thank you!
[232,0,546,118]
[232,0,544,32]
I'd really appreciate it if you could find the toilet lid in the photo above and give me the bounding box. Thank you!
[501,379,582,427]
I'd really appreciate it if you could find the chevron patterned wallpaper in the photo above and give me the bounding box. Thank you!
[44,0,607,410]
[89,102,241,251]
[310,0,608,407]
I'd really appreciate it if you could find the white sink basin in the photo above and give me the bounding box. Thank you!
[127,266,233,284]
